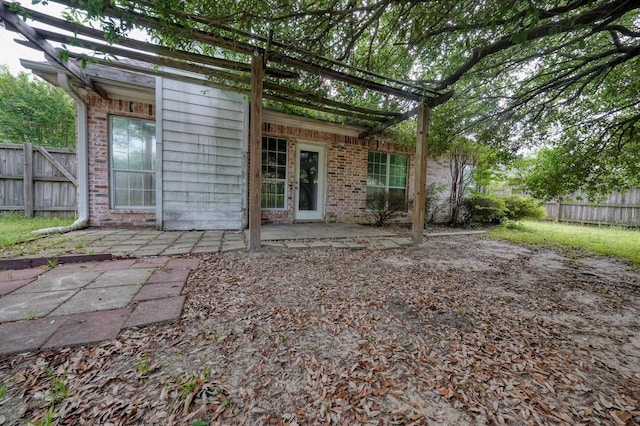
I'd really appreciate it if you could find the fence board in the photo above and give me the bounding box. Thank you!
[544,188,640,227]
[0,143,77,218]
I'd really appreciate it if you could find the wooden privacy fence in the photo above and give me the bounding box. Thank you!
[0,142,77,218]
[544,188,640,227]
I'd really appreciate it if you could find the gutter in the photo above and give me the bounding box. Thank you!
[32,73,89,234]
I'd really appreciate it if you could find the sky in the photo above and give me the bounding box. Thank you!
[1,1,71,75]
[0,28,45,74]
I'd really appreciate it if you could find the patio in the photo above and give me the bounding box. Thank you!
[0,223,413,355]
[1,223,413,261]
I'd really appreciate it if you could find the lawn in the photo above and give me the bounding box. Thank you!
[489,220,640,265]
[0,212,74,249]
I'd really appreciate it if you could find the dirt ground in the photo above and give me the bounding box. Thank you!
[1,235,639,425]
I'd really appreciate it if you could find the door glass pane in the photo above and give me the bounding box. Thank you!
[298,150,318,211]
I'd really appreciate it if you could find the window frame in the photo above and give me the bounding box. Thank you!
[366,151,409,210]
[261,136,288,210]
[109,115,156,210]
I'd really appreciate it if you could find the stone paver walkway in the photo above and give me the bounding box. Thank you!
[0,257,198,356]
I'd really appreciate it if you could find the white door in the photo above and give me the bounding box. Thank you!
[294,143,326,221]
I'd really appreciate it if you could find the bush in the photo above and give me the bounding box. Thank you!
[425,182,447,225]
[462,193,507,225]
[367,191,406,227]
[503,195,546,220]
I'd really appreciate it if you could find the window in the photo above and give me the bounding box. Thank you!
[110,116,156,208]
[366,151,408,207]
[262,136,287,209]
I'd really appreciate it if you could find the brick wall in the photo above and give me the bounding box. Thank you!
[85,95,156,227]
[259,123,433,225]
[83,97,452,228]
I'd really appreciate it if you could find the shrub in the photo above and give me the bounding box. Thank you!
[425,182,447,225]
[503,195,546,220]
[462,193,507,225]
[367,191,406,227]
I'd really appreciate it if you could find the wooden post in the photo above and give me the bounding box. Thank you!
[23,142,34,218]
[556,199,562,222]
[411,102,430,244]
[249,52,265,251]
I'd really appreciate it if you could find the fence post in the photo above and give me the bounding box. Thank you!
[556,199,561,222]
[23,142,33,217]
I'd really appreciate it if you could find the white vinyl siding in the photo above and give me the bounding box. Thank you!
[158,78,248,230]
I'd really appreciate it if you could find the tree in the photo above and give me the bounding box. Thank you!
[0,66,75,148]
[30,0,640,197]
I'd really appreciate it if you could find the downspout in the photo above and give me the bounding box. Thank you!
[33,73,89,234]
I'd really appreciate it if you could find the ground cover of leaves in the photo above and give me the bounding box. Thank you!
[0,235,638,425]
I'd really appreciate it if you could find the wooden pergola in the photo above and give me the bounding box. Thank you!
[0,0,451,250]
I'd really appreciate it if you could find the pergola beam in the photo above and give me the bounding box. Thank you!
[21,5,298,79]
[14,36,393,123]
[49,0,436,103]
[0,1,108,98]
[133,0,440,96]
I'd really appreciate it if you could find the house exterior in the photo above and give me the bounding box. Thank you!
[25,61,451,230]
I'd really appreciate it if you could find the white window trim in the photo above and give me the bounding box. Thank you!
[366,151,409,210]
[109,115,156,210]
[261,136,288,211]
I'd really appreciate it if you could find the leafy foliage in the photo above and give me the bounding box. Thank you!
[461,193,507,225]
[503,195,546,221]
[366,191,405,227]
[0,66,75,148]
[425,182,447,225]
[30,0,640,198]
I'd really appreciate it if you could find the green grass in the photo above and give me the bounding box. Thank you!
[0,212,74,249]
[489,220,640,265]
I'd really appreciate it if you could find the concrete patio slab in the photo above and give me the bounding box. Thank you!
[308,241,331,248]
[258,223,395,241]
[0,316,69,355]
[192,245,217,254]
[125,295,186,328]
[15,271,100,293]
[0,289,76,321]
[0,224,416,263]
[163,247,194,255]
[131,258,170,268]
[54,261,98,272]
[0,268,43,281]
[0,224,431,355]
[86,268,154,288]
[134,282,184,301]
[0,279,34,296]
[135,247,166,256]
[92,259,138,271]
[51,284,141,316]
[285,242,308,249]
[42,308,131,350]
[147,269,190,284]
[0,255,198,355]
